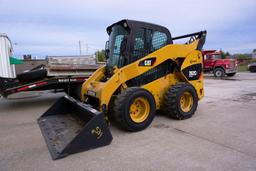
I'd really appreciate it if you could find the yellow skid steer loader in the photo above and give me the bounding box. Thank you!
[38,19,207,159]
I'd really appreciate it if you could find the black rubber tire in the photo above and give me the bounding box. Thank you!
[226,73,236,77]
[0,77,20,91]
[113,87,156,132]
[163,82,198,120]
[214,68,225,77]
[0,77,5,91]
[17,69,47,82]
[249,66,256,73]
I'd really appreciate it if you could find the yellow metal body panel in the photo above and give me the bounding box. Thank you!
[81,39,204,111]
[180,50,204,100]
[141,73,179,109]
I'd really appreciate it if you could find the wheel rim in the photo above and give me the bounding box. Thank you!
[180,91,194,113]
[129,97,150,123]
[216,70,222,77]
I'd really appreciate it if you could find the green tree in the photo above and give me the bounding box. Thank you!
[95,50,106,62]
[225,52,230,57]
[220,51,226,59]
[220,51,231,59]
[235,54,251,60]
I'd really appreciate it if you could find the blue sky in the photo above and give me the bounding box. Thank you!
[0,0,255,58]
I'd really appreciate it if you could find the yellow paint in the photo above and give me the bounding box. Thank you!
[180,91,194,112]
[91,126,103,139]
[129,97,150,123]
[180,50,204,100]
[141,73,178,109]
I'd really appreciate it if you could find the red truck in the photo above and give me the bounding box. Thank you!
[202,50,238,77]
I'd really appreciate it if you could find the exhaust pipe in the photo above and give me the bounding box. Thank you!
[38,96,113,160]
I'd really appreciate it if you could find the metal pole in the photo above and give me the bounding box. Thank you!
[79,40,82,56]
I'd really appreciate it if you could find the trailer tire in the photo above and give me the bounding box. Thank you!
[214,68,225,77]
[114,87,156,132]
[17,69,47,82]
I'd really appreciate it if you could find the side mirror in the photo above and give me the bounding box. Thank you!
[120,36,127,57]
[105,41,110,59]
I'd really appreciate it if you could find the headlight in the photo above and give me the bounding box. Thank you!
[87,90,96,97]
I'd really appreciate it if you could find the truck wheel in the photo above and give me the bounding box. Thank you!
[214,68,225,77]
[227,73,236,77]
[114,87,156,132]
[163,82,198,120]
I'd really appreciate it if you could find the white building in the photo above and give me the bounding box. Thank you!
[0,34,16,78]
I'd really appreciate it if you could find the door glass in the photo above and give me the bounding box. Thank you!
[107,25,128,68]
[151,31,167,52]
[131,29,147,61]
[212,54,221,59]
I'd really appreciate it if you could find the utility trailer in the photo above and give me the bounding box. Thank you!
[0,75,87,98]
[0,57,101,99]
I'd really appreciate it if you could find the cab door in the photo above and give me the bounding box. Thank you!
[129,28,149,63]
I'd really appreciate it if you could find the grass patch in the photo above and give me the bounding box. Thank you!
[238,64,248,72]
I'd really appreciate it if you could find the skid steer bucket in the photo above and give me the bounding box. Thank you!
[38,96,113,160]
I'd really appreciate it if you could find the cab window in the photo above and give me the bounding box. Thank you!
[131,28,147,61]
[150,31,167,52]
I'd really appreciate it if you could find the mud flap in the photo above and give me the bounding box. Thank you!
[38,95,113,160]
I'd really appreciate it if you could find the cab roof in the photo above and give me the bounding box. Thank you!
[106,19,171,36]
